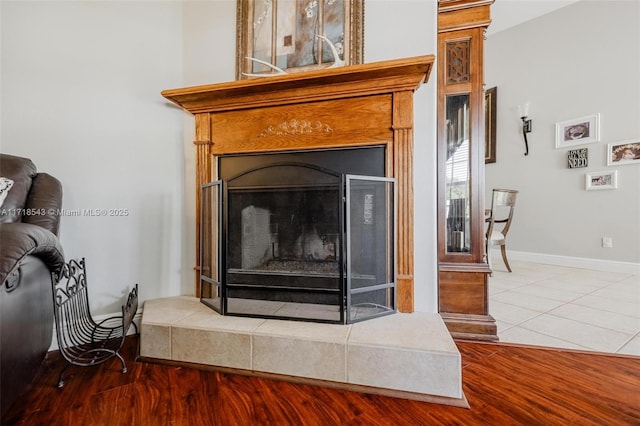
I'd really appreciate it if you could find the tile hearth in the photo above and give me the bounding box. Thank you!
[140,297,464,405]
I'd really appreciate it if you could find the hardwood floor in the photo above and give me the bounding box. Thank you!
[2,336,639,425]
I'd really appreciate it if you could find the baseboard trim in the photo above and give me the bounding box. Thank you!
[490,249,640,275]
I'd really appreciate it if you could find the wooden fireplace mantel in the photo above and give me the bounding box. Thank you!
[163,55,435,312]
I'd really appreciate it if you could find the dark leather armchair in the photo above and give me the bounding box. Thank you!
[0,154,65,417]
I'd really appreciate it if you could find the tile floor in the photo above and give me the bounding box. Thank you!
[488,259,640,356]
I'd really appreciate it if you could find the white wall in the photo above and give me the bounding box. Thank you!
[485,0,640,265]
[365,0,439,311]
[179,0,237,294]
[1,1,184,314]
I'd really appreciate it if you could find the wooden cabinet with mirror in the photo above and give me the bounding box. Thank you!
[437,0,497,341]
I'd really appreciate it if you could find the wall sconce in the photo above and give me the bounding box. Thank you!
[519,102,532,156]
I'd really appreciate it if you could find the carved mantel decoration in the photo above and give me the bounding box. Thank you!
[257,119,334,138]
[162,55,434,312]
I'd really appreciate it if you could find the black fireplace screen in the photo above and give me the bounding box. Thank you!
[200,150,396,324]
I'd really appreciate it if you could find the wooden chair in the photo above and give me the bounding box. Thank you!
[51,258,138,388]
[485,189,518,272]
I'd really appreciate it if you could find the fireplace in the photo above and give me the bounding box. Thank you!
[200,147,396,324]
[161,55,435,317]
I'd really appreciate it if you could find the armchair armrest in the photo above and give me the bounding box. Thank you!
[23,173,63,236]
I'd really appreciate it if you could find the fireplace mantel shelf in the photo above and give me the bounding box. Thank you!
[162,55,434,114]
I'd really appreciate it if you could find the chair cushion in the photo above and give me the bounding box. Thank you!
[488,231,505,245]
[0,178,13,207]
[0,155,37,223]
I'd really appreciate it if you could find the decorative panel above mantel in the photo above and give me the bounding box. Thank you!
[163,55,435,313]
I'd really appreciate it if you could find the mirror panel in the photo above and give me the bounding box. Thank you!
[445,93,471,253]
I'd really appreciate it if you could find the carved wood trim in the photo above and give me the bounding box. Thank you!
[257,119,333,138]
[438,0,493,32]
[193,114,212,296]
[393,127,414,313]
[445,39,471,84]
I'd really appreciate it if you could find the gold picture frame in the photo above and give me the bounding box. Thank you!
[236,0,364,79]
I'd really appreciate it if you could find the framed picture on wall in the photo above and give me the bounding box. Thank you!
[585,170,617,191]
[555,113,600,148]
[484,87,497,164]
[607,140,640,166]
[567,148,588,169]
[235,0,364,79]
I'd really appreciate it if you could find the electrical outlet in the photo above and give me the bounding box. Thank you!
[602,237,613,248]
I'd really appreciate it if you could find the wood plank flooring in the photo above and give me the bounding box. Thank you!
[2,336,639,425]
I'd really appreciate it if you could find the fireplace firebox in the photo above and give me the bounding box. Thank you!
[199,147,396,324]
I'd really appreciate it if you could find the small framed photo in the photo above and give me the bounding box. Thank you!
[555,113,600,148]
[607,141,640,166]
[585,170,617,191]
[567,148,588,169]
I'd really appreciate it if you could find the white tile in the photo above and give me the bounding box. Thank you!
[529,277,607,295]
[172,326,254,369]
[616,335,640,356]
[253,334,346,382]
[588,286,640,304]
[251,319,351,382]
[495,320,515,333]
[488,277,527,292]
[488,285,506,296]
[516,263,577,277]
[226,298,285,316]
[347,312,458,353]
[492,290,566,312]
[140,323,171,359]
[499,326,589,351]
[142,296,208,325]
[346,313,462,398]
[274,302,341,322]
[254,319,350,343]
[489,262,639,355]
[347,344,461,398]
[518,314,634,353]
[490,270,543,285]
[571,294,640,318]
[140,298,464,400]
[510,283,583,303]
[169,308,265,369]
[548,303,640,335]
[556,269,633,284]
[490,300,541,325]
[175,308,266,332]
[610,275,640,289]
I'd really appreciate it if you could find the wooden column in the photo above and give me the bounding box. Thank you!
[437,0,497,340]
[193,113,212,296]
[392,91,415,313]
